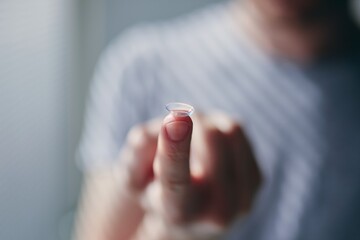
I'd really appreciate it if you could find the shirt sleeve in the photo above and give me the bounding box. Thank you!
[77,27,158,171]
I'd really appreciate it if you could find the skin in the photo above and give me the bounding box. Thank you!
[234,0,358,62]
[74,0,359,239]
[75,113,261,240]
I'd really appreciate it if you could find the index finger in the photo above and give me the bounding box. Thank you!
[154,114,193,221]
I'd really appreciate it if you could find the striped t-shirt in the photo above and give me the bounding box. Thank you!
[78,3,360,240]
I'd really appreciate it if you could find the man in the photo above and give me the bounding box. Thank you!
[75,0,360,239]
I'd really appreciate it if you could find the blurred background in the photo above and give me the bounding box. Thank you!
[0,0,223,240]
[0,1,360,240]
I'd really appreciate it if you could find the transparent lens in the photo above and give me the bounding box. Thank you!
[165,102,194,117]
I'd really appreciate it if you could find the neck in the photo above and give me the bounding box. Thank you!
[233,1,359,63]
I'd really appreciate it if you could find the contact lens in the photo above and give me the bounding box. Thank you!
[165,102,194,117]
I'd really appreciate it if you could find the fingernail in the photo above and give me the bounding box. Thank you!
[165,121,190,142]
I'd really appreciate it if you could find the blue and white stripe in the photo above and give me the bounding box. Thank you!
[78,2,360,240]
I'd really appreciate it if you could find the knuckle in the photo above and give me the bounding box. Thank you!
[229,123,242,134]
[145,118,162,136]
[215,121,241,138]
[127,124,149,149]
[206,125,222,139]
[209,112,240,134]
[128,124,147,139]
[162,176,189,192]
[228,123,243,139]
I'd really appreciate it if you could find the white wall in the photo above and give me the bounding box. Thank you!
[0,1,77,240]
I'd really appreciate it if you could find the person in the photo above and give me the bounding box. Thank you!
[74,0,360,239]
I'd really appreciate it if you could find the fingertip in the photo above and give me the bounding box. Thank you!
[162,114,193,142]
[163,113,193,125]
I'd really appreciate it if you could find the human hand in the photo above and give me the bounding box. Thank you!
[114,113,262,240]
